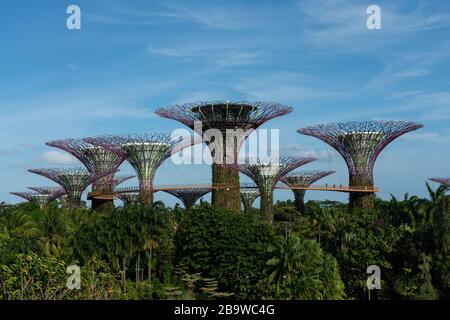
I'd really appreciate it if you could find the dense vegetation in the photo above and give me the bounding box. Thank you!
[0,183,448,300]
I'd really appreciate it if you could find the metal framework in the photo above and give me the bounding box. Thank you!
[231,156,316,223]
[240,189,260,213]
[28,167,111,209]
[113,175,135,188]
[281,170,335,213]
[429,178,450,187]
[28,186,65,196]
[155,101,293,211]
[10,191,59,207]
[298,120,423,209]
[86,133,193,207]
[46,138,127,210]
[163,188,211,211]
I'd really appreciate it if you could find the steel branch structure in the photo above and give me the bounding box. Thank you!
[155,101,293,211]
[281,170,335,213]
[28,186,63,195]
[231,156,316,223]
[86,133,193,207]
[10,191,59,207]
[240,189,260,213]
[163,188,211,212]
[429,178,450,187]
[28,167,112,209]
[113,175,135,188]
[46,138,127,211]
[298,120,423,209]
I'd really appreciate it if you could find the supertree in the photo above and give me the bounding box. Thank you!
[10,191,60,207]
[86,133,194,207]
[429,178,450,187]
[46,138,127,211]
[117,192,141,206]
[231,156,316,223]
[281,170,335,214]
[298,120,423,209]
[240,189,260,213]
[163,188,211,212]
[28,167,112,209]
[155,101,293,211]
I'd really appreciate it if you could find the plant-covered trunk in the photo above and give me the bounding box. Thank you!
[139,180,154,208]
[293,190,306,214]
[68,196,81,211]
[260,190,274,224]
[91,183,114,212]
[349,174,375,210]
[211,164,240,211]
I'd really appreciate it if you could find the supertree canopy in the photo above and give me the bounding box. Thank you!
[240,189,260,213]
[429,178,450,187]
[155,101,293,211]
[86,133,193,207]
[10,191,59,207]
[163,188,210,212]
[117,192,140,206]
[46,138,127,210]
[281,170,335,214]
[298,120,423,209]
[28,167,111,209]
[28,186,64,194]
[231,156,316,223]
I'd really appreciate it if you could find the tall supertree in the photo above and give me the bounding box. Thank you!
[155,101,292,211]
[86,133,193,207]
[10,191,60,207]
[28,167,111,209]
[163,188,210,212]
[117,192,140,206]
[429,178,450,187]
[240,189,260,213]
[46,138,127,211]
[231,156,316,223]
[281,170,335,214]
[298,120,423,209]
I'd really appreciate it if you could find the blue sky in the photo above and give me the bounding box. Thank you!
[1,0,450,206]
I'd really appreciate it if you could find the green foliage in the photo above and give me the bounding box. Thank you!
[0,183,448,300]
[175,203,276,298]
[265,234,345,300]
[0,252,124,300]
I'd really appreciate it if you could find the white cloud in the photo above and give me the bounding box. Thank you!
[41,151,80,165]
[295,0,450,51]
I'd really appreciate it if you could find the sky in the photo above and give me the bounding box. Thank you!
[1,0,449,206]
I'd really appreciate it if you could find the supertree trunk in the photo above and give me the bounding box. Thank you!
[68,197,81,210]
[349,174,375,210]
[260,190,274,223]
[139,180,154,207]
[91,183,114,211]
[292,189,306,214]
[242,201,252,213]
[211,164,241,211]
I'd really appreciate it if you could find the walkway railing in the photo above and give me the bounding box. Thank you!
[88,183,378,199]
